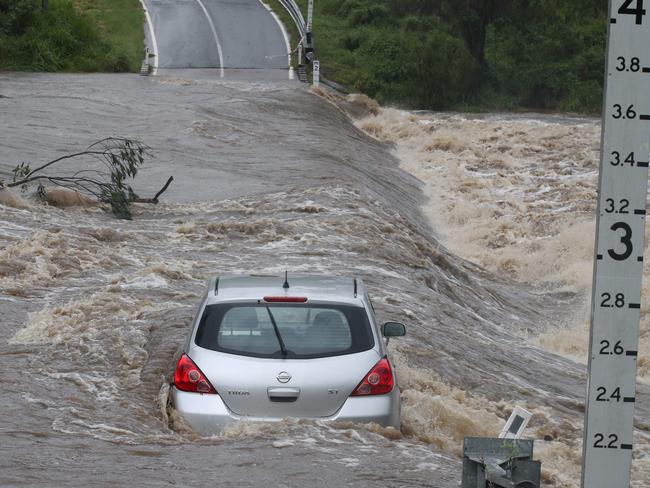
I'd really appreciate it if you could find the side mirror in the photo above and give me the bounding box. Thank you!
[382,322,406,338]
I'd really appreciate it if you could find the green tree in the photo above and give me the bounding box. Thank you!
[440,0,512,93]
[0,0,38,35]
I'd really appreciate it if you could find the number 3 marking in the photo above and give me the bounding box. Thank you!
[608,222,633,261]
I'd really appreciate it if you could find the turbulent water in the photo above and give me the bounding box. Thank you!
[0,71,648,487]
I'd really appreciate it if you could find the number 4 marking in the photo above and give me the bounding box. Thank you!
[619,0,646,24]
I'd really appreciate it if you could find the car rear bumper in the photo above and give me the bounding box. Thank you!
[171,386,400,435]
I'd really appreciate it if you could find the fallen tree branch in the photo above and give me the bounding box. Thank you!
[1,137,171,219]
[133,176,174,204]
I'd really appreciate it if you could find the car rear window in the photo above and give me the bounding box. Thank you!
[194,303,375,359]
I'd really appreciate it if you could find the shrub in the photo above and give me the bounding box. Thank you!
[0,0,38,36]
[0,0,142,72]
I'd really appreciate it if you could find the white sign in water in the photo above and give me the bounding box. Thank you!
[582,1,650,487]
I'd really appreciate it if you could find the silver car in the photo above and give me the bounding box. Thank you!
[171,274,406,434]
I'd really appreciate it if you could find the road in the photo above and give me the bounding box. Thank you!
[144,0,290,70]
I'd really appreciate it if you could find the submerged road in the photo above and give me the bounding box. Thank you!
[144,0,290,70]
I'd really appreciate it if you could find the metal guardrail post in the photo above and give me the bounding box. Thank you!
[277,0,306,38]
[307,0,313,32]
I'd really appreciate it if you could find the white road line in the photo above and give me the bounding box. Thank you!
[193,0,225,77]
[259,0,292,75]
[138,0,159,74]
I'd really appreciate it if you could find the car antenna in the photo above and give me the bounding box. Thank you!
[283,271,290,289]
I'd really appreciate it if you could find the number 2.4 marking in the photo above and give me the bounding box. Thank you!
[596,386,622,402]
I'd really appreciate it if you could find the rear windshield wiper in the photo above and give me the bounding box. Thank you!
[265,307,288,357]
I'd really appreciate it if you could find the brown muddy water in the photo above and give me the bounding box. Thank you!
[0,71,648,487]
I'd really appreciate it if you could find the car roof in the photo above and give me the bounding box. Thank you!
[205,274,365,305]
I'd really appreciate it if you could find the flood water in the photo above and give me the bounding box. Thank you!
[0,71,648,487]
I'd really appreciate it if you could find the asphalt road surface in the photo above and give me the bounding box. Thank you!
[144,0,290,69]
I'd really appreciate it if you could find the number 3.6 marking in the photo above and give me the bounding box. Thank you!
[608,222,633,261]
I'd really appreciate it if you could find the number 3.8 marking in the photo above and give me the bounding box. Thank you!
[616,57,641,72]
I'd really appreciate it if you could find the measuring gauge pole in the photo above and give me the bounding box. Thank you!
[582,1,650,487]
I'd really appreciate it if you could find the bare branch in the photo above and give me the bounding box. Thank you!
[133,176,174,204]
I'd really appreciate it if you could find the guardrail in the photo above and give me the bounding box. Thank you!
[277,0,306,39]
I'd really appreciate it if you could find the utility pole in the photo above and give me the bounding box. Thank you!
[306,0,313,33]
[304,0,314,63]
[581,1,649,487]
[42,0,48,10]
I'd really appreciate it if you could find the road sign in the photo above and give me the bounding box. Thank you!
[312,60,320,87]
[582,1,650,487]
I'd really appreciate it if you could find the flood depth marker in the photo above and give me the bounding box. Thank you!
[582,1,649,487]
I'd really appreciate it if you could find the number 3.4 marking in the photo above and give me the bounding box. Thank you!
[619,0,646,25]
[610,151,636,166]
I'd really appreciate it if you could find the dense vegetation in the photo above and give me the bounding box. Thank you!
[0,0,143,72]
[294,0,608,112]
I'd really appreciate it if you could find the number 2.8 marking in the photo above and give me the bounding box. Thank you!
[600,292,625,308]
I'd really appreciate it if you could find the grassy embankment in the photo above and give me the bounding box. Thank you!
[0,0,144,72]
[273,0,607,113]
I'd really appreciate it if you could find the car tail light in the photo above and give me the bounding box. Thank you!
[263,296,308,303]
[351,357,394,396]
[174,354,217,394]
